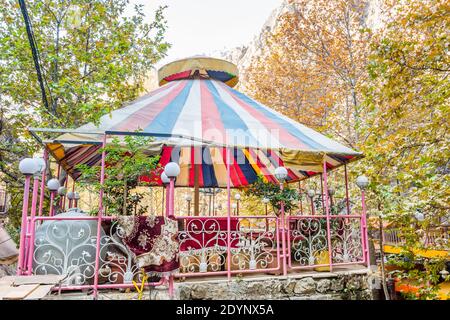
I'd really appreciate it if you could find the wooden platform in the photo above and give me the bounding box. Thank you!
[0,275,66,300]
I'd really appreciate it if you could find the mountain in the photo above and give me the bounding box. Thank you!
[221,0,385,75]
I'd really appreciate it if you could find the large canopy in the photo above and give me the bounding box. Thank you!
[34,57,362,187]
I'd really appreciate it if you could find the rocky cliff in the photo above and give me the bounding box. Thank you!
[221,0,384,74]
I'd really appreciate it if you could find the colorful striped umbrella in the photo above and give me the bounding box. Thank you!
[41,57,362,187]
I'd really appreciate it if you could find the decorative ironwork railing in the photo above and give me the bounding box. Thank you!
[28,214,164,291]
[176,216,279,277]
[287,215,364,269]
[24,212,366,291]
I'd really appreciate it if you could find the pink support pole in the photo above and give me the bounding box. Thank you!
[49,192,55,217]
[322,161,333,272]
[165,184,169,217]
[226,148,231,281]
[279,182,287,276]
[38,150,48,217]
[361,190,370,268]
[26,176,40,275]
[168,177,175,298]
[62,178,68,211]
[320,173,325,214]
[344,164,350,215]
[93,134,106,300]
[17,175,31,275]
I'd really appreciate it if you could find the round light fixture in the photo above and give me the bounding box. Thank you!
[356,175,369,189]
[164,162,180,178]
[307,189,315,199]
[19,158,39,175]
[161,172,170,185]
[47,179,61,191]
[57,186,67,196]
[274,166,288,181]
[34,158,46,174]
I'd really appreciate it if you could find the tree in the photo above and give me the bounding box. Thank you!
[242,0,372,148]
[76,135,161,216]
[242,0,449,299]
[0,0,169,226]
[360,0,449,299]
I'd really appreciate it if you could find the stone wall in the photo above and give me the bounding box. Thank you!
[176,270,373,300]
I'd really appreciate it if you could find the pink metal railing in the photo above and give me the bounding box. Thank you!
[175,215,280,277]
[287,215,365,270]
[25,215,164,292]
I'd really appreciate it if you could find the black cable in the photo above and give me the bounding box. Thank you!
[18,0,51,113]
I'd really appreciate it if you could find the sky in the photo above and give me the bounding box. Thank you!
[129,0,282,67]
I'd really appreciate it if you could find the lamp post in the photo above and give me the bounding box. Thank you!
[17,158,39,275]
[47,179,61,216]
[231,203,237,215]
[57,186,67,211]
[262,197,270,231]
[262,197,269,215]
[274,166,288,276]
[356,175,370,268]
[414,211,425,222]
[307,189,315,215]
[163,162,180,300]
[161,172,170,216]
[184,194,192,216]
[234,193,241,216]
[66,191,75,210]
[26,158,46,275]
[73,192,80,208]
[328,187,335,212]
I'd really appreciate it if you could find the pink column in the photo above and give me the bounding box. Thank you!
[25,176,40,274]
[361,190,370,268]
[93,134,107,300]
[322,161,333,271]
[49,191,56,217]
[62,178,68,211]
[320,173,325,214]
[165,184,170,216]
[38,150,48,217]
[226,148,231,281]
[279,182,287,276]
[17,175,31,275]
[168,177,175,298]
[344,164,350,215]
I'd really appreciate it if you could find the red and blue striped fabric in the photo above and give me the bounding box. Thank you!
[52,78,361,187]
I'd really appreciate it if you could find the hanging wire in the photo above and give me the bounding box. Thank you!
[18,0,54,113]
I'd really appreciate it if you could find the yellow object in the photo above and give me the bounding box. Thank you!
[383,245,449,259]
[132,269,148,300]
[279,149,326,172]
[314,250,331,272]
[437,282,450,300]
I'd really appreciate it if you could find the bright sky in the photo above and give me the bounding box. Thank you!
[129,0,282,67]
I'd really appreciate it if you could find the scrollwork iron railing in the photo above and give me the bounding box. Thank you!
[33,217,143,287]
[287,215,364,269]
[175,216,280,277]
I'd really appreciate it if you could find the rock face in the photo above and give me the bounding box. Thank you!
[177,271,372,300]
[220,0,296,71]
[221,0,384,73]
